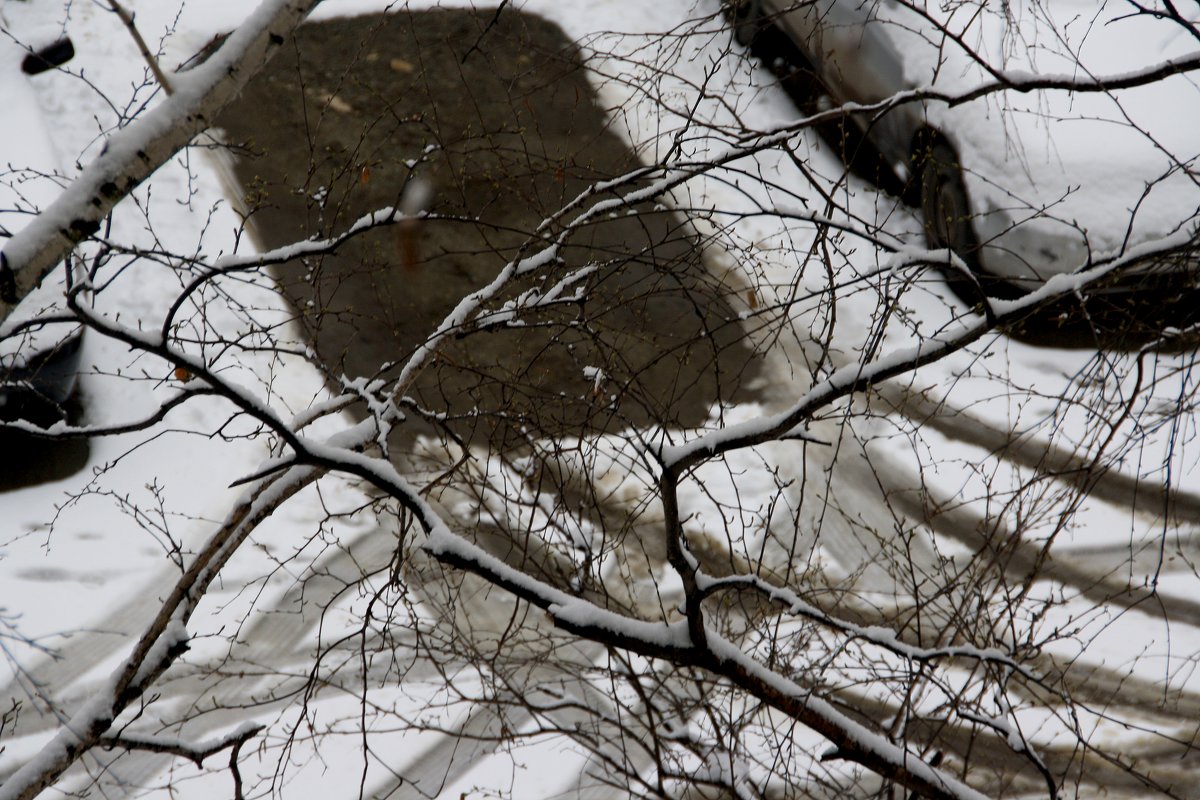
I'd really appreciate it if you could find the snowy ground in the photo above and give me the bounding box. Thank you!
[2,0,1198,798]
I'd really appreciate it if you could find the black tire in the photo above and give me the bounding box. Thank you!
[913,136,1028,305]
[730,0,763,48]
[917,140,977,261]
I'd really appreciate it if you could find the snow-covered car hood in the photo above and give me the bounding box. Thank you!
[886,0,1200,284]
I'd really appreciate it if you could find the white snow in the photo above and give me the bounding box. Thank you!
[1,0,1198,798]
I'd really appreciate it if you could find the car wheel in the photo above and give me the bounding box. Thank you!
[918,140,976,261]
[730,0,763,47]
[915,137,1028,304]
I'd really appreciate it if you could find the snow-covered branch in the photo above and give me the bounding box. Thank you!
[425,523,991,800]
[8,5,1200,799]
[0,0,322,322]
[99,723,264,766]
[659,227,1199,471]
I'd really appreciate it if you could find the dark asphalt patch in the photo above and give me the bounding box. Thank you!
[217,9,764,451]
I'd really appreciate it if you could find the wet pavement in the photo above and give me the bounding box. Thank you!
[217,9,765,452]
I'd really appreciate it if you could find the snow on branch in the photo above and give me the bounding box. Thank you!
[0,620,190,800]
[0,386,220,439]
[424,521,991,800]
[0,463,322,800]
[740,50,1200,162]
[0,0,322,322]
[99,722,264,766]
[693,570,1048,683]
[704,633,994,800]
[658,227,1200,470]
[952,50,1200,104]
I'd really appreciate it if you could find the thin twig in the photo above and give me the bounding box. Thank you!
[108,0,174,94]
[461,0,509,63]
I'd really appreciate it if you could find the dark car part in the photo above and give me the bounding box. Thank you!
[729,0,764,47]
[912,133,1030,304]
[912,134,1200,344]
[21,35,74,75]
[729,0,907,197]
[915,138,977,263]
[2,31,82,426]
[0,326,83,426]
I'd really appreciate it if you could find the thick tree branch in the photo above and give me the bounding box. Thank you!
[424,525,991,800]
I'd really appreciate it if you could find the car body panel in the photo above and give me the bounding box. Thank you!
[764,0,923,170]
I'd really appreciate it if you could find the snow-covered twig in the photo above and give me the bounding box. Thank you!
[657,227,1200,471]
[98,722,263,766]
[0,456,323,800]
[693,570,1047,682]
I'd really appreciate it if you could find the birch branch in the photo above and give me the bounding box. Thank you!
[0,0,322,320]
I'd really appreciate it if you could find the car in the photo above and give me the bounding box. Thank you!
[0,279,83,426]
[0,11,81,425]
[730,0,1200,305]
